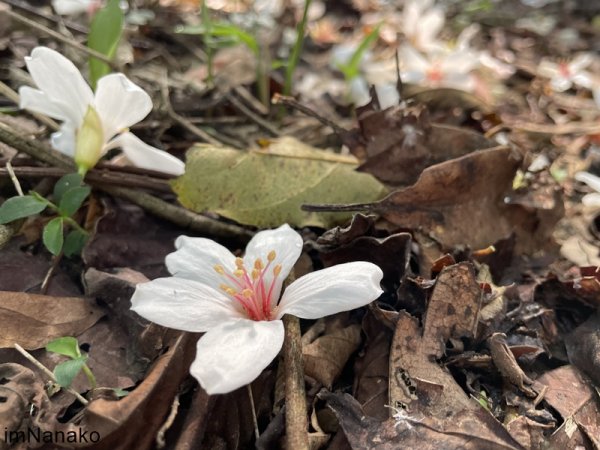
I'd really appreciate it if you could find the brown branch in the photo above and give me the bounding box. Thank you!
[283,313,309,450]
[272,93,348,136]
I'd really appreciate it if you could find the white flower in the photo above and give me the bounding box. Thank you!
[130,224,383,394]
[537,53,595,93]
[19,47,185,176]
[401,0,445,53]
[399,44,479,92]
[575,172,600,207]
[52,0,99,15]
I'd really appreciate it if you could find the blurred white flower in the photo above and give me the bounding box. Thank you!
[131,224,383,394]
[52,0,99,15]
[19,47,184,175]
[401,0,445,53]
[399,44,479,92]
[537,53,595,92]
[575,172,600,207]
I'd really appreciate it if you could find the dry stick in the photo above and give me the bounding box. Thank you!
[0,166,174,193]
[0,4,118,70]
[158,74,224,147]
[0,124,253,238]
[227,89,282,137]
[156,394,180,449]
[13,343,89,405]
[283,314,309,450]
[0,80,59,131]
[272,93,348,136]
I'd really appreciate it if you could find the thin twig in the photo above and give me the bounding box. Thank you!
[5,161,24,196]
[1,0,88,34]
[283,314,309,450]
[1,4,118,70]
[40,252,62,294]
[156,394,180,449]
[226,90,282,137]
[159,73,224,146]
[272,93,349,136]
[13,343,89,405]
[247,384,260,441]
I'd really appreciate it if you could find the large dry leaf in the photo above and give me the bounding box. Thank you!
[172,137,387,228]
[0,291,103,349]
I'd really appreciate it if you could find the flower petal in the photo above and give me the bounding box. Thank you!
[575,171,600,193]
[50,123,76,157]
[24,47,93,125]
[570,53,593,73]
[165,236,237,289]
[130,277,243,332]
[52,0,91,15]
[537,59,559,78]
[94,73,153,141]
[243,224,303,305]
[276,261,383,320]
[19,86,71,121]
[419,9,445,50]
[190,319,284,394]
[105,132,185,175]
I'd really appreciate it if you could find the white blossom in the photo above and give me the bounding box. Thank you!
[19,47,184,175]
[131,224,383,394]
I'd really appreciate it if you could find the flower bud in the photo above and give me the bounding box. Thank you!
[75,105,104,175]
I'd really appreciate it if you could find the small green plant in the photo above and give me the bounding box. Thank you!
[0,173,90,256]
[88,0,125,89]
[46,336,97,390]
[335,24,381,83]
[283,0,313,96]
[476,389,491,411]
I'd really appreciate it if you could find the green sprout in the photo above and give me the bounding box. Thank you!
[46,337,97,390]
[0,173,90,257]
[283,0,312,96]
[336,24,381,83]
[87,0,124,89]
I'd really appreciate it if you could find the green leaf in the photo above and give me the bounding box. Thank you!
[46,336,81,359]
[113,388,130,398]
[59,186,91,217]
[88,0,124,89]
[175,22,259,55]
[63,229,88,258]
[53,357,87,388]
[43,217,64,256]
[53,173,83,203]
[0,195,48,224]
[172,137,387,228]
[337,24,381,81]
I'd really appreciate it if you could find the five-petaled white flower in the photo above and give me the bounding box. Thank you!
[537,53,595,93]
[19,47,185,176]
[130,224,384,395]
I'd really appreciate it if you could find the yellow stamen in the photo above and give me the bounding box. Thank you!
[273,265,282,276]
[235,257,244,269]
[214,264,225,274]
[252,269,260,280]
[267,250,276,262]
[234,269,245,278]
[254,258,264,270]
[219,283,230,291]
[242,288,253,298]
[225,287,237,296]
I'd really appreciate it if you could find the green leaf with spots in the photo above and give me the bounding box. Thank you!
[172,137,387,228]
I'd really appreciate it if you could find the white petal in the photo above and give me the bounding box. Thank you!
[570,53,593,73]
[575,171,600,193]
[348,77,371,107]
[106,132,185,175]
[190,319,284,394]
[50,123,76,157]
[418,9,445,50]
[19,86,71,121]
[25,47,93,125]
[165,235,237,289]
[582,193,600,208]
[571,71,594,89]
[399,44,430,73]
[94,73,153,141]
[456,24,480,51]
[52,0,91,14]
[243,224,303,305]
[276,262,383,320]
[537,60,560,78]
[130,277,243,332]
[550,76,571,92]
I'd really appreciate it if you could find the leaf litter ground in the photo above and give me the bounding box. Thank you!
[1,0,600,449]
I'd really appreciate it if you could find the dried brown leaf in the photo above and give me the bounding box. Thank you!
[0,291,103,349]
